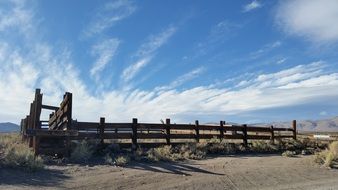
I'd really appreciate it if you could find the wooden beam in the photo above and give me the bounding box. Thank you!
[41,104,59,110]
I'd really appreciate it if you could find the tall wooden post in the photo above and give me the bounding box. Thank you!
[33,89,42,156]
[270,125,275,144]
[219,121,224,142]
[292,120,297,140]
[132,118,138,151]
[242,124,248,147]
[195,120,200,143]
[99,117,105,145]
[166,118,171,145]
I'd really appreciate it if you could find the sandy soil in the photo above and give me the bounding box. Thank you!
[1,154,338,190]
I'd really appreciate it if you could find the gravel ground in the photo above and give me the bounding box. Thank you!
[1,154,338,190]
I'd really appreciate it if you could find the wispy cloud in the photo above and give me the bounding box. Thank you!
[90,38,120,80]
[188,20,241,60]
[121,26,177,83]
[0,0,35,37]
[275,0,338,43]
[250,41,282,59]
[83,0,136,37]
[156,67,205,91]
[243,0,262,12]
[121,56,152,83]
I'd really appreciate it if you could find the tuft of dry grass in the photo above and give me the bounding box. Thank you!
[0,133,44,171]
[314,141,338,168]
[251,141,278,153]
[282,150,297,157]
[146,145,174,161]
[115,155,130,166]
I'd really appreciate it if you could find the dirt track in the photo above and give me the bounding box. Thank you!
[1,154,338,190]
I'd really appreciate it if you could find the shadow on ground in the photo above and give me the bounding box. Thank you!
[125,161,224,176]
[0,167,70,187]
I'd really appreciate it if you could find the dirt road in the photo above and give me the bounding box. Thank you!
[1,154,338,190]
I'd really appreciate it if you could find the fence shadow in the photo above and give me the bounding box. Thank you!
[125,161,224,176]
[0,167,70,187]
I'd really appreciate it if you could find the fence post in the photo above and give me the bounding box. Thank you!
[292,120,297,140]
[66,93,73,130]
[99,117,105,145]
[166,118,171,145]
[242,124,248,147]
[219,121,224,142]
[195,120,200,143]
[270,125,275,144]
[132,118,138,151]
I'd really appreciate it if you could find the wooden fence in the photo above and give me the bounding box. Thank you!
[21,89,297,156]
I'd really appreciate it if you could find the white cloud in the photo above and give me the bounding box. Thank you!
[121,57,151,82]
[83,0,136,37]
[276,58,287,64]
[156,67,205,91]
[136,26,176,57]
[250,41,282,59]
[275,0,338,43]
[0,0,34,37]
[90,38,120,80]
[243,0,262,12]
[121,26,177,83]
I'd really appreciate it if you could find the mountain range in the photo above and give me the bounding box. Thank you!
[271,116,338,132]
[1,116,338,133]
[0,122,20,133]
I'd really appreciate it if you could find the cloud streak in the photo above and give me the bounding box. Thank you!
[243,0,262,12]
[83,0,136,37]
[121,26,177,83]
[90,38,120,81]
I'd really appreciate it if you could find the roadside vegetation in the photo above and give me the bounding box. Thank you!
[314,141,338,168]
[0,133,44,171]
[2,133,333,170]
[67,137,324,167]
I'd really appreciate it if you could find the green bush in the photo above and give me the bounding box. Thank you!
[71,140,94,162]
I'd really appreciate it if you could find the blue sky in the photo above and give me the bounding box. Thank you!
[1,0,338,124]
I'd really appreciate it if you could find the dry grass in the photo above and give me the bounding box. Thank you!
[115,155,130,166]
[0,133,44,171]
[314,141,338,168]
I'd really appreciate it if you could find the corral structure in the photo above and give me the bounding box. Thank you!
[20,89,297,156]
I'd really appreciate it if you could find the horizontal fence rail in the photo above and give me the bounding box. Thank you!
[21,89,298,156]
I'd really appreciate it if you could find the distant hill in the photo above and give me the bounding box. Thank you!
[0,122,20,133]
[206,116,338,132]
[271,116,338,132]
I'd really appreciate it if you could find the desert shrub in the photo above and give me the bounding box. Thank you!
[0,133,44,171]
[314,141,338,168]
[207,141,238,154]
[115,155,130,166]
[175,143,207,160]
[104,153,114,165]
[146,145,174,161]
[282,150,297,157]
[251,141,278,153]
[71,140,94,162]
